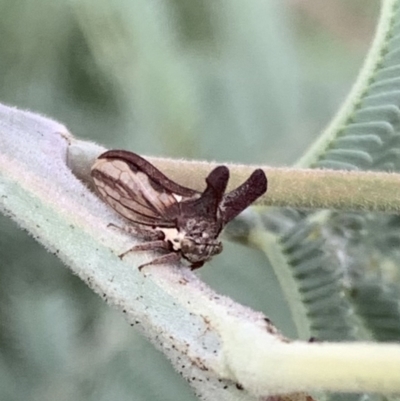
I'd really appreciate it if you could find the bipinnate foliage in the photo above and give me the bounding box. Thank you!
[227,3,400,399]
[231,0,400,353]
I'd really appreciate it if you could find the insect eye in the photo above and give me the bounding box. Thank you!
[181,238,194,249]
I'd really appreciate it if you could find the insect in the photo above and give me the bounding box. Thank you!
[91,150,267,270]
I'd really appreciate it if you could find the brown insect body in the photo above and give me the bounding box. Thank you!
[91,150,267,270]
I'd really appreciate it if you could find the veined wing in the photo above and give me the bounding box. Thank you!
[91,150,200,227]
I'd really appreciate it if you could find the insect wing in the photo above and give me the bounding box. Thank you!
[98,150,199,197]
[91,150,200,227]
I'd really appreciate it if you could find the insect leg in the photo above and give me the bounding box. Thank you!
[190,261,205,270]
[108,223,163,240]
[119,240,169,259]
[138,252,181,271]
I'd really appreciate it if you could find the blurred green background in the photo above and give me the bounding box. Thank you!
[0,1,379,400]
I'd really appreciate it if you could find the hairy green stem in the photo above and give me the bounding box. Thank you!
[150,158,400,213]
[69,141,400,214]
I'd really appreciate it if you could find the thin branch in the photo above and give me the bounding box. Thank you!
[70,140,400,214]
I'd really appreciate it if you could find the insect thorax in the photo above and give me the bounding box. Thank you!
[157,217,223,264]
[178,216,222,238]
[179,217,223,262]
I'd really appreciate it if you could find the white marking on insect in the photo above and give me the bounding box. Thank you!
[156,228,186,251]
[173,194,183,202]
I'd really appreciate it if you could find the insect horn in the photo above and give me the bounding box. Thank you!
[204,165,230,204]
[220,169,267,224]
[180,166,229,217]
